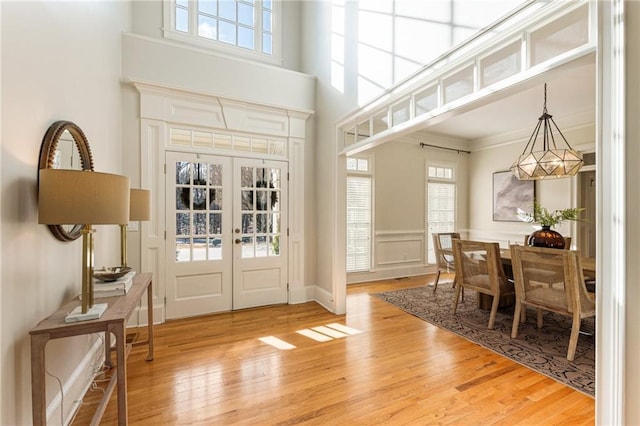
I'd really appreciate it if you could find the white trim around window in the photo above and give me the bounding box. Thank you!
[162,0,282,66]
[346,155,374,274]
[425,162,457,264]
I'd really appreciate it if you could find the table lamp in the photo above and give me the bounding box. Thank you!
[120,188,151,267]
[38,169,130,323]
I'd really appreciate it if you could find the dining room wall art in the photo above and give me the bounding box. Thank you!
[492,170,535,221]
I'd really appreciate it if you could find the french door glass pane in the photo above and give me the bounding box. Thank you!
[175,160,225,262]
[239,165,281,259]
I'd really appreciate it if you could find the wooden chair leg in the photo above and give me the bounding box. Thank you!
[567,314,582,362]
[452,282,462,314]
[488,293,500,329]
[432,271,441,293]
[536,309,543,329]
[511,301,522,338]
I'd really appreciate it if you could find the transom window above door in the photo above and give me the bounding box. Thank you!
[164,0,281,64]
[169,127,287,157]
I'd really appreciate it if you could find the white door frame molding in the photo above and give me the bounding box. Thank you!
[597,0,627,423]
[133,80,312,323]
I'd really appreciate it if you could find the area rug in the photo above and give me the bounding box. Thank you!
[373,285,595,397]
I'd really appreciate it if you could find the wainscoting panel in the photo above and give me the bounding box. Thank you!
[347,231,432,284]
[375,231,425,267]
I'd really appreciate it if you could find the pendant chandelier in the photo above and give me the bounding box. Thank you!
[510,84,583,180]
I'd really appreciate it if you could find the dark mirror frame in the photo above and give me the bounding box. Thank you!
[38,120,94,242]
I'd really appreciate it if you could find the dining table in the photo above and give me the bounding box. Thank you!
[499,248,596,278]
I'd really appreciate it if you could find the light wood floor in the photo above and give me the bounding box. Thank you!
[72,275,594,425]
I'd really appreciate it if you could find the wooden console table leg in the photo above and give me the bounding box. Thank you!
[108,322,128,425]
[146,281,154,361]
[30,333,50,426]
[104,330,113,368]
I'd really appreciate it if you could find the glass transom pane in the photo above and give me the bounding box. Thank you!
[480,41,521,88]
[443,65,474,104]
[530,5,589,67]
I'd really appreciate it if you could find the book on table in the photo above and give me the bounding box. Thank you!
[82,271,136,299]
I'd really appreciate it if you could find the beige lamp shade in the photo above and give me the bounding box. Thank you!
[38,169,130,225]
[130,189,151,221]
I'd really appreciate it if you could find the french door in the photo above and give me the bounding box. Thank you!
[165,152,288,319]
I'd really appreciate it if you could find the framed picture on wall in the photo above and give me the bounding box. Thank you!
[492,171,535,222]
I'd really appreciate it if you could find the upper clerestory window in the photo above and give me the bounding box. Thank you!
[164,0,280,64]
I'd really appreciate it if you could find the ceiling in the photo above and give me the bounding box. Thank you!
[410,57,596,144]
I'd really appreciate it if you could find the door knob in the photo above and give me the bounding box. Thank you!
[235,238,242,244]
[234,228,241,233]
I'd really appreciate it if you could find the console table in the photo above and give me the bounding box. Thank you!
[30,272,154,425]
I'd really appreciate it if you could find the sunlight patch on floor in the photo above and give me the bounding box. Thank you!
[325,323,363,335]
[312,326,348,338]
[259,336,296,350]
[296,329,333,342]
[259,323,364,350]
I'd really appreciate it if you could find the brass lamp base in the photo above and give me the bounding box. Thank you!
[64,303,108,323]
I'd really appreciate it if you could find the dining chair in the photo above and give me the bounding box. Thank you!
[431,232,460,293]
[521,235,573,297]
[510,245,595,361]
[452,240,514,329]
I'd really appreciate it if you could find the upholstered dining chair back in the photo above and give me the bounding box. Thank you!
[431,232,460,293]
[451,240,514,329]
[509,245,595,361]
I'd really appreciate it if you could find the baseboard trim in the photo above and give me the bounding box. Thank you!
[47,336,104,424]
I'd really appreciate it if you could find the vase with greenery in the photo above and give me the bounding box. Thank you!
[517,202,583,248]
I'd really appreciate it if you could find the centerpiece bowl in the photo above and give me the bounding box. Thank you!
[93,266,132,282]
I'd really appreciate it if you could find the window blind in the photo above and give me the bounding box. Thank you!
[346,175,372,272]
[427,181,455,264]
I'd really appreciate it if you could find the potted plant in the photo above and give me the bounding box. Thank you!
[517,202,583,248]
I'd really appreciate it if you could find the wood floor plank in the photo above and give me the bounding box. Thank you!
[71,275,594,425]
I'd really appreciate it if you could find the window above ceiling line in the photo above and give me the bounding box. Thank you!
[163,0,281,65]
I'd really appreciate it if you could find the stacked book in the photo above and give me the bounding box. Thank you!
[92,271,136,299]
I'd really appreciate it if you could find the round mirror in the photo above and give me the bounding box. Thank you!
[38,120,94,241]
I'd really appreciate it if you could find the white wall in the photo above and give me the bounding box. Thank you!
[348,139,470,283]
[1,2,131,423]
[468,126,595,246]
[122,0,316,300]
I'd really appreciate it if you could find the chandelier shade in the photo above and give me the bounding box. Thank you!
[510,84,583,180]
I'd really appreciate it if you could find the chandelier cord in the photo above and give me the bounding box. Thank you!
[519,83,575,155]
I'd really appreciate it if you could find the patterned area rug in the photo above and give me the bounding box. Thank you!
[373,285,595,397]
